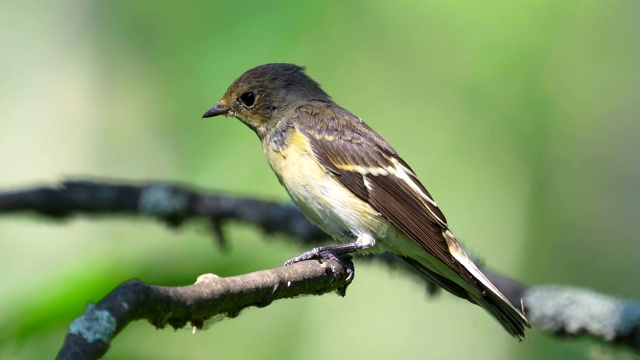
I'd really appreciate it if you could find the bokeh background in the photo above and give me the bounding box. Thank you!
[1,1,639,359]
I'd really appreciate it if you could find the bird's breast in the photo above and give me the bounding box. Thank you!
[262,129,388,246]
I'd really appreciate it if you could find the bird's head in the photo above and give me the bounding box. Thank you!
[203,63,331,137]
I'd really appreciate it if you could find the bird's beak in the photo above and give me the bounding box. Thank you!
[202,102,230,118]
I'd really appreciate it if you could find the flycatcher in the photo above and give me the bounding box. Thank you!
[203,63,529,338]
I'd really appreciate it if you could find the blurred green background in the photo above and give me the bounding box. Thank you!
[1,1,639,359]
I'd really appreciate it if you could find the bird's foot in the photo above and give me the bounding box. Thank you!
[284,247,322,266]
[285,247,355,296]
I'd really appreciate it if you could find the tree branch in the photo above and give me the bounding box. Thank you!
[0,179,327,247]
[55,257,353,360]
[1,179,639,356]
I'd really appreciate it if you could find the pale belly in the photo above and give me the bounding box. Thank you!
[263,131,389,251]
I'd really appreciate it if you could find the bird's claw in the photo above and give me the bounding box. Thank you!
[284,249,355,296]
[284,247,320,266]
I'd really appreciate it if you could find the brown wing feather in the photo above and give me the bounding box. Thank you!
[294,103,482,293]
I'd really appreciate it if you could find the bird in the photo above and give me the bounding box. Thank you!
[202,63,529,338]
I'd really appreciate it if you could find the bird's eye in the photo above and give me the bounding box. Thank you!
[239,92,256,107]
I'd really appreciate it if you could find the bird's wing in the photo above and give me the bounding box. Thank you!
[294,103,483,293]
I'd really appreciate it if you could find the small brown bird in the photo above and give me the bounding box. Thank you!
[203,63,529,338]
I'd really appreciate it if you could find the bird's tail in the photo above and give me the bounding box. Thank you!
[400,249,530,339]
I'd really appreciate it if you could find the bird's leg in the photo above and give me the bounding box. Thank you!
[284,233,374,266]
[284,242,363,265]
[285,244,357,295]
[284,234,375,291]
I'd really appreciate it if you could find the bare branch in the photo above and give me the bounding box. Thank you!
[0,179,327,245]
[56,257,353,360]
[1,179,639,355]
